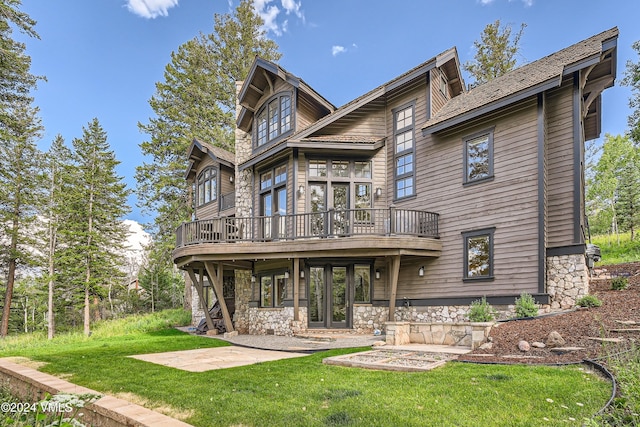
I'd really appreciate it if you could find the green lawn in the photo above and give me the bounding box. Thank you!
[0,312,612,427]
[592,232,640,265]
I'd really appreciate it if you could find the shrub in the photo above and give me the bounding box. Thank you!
[576,294,602,308]
[468,296,497,322]
[611,276,629,291]
[514,292,538,318]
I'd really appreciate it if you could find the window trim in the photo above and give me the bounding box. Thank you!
[196,166,218,207]
[463,128,495,186]
[254,92,294,150]
[393,102,416,201]
[462,227,495,282]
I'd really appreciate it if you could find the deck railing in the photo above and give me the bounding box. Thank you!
[176,208,439,248]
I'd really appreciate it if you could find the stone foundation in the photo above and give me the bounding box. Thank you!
[248,307,308,336]
[191,284,206,326]
[385,321,493,350]
[547,254,589,309]
[352,305,388,333]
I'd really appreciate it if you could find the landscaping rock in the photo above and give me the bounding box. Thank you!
[550,346,584,355]
[545,331,565,348]
[531,341,546,348]
[479,342,493,350]
[372,340,386,347]
[518,340,530,352]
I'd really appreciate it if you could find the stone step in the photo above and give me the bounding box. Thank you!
[585,337,625,343]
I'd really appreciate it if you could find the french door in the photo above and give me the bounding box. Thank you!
[308,265,350,329]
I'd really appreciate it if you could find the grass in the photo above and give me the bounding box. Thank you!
[592,232,640,265]
[0,311,613,427]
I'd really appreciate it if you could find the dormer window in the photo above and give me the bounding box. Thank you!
[197,167,217,207]
[256,93,292,148]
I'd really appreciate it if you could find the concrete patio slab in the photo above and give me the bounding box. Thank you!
[129,346,309,372]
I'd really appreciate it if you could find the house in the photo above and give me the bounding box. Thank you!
[173,28,618,336]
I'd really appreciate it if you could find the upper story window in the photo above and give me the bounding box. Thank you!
[464,130,494,185]
[256,93,293,148]
[197,167,217,207]
[393,103,415,200]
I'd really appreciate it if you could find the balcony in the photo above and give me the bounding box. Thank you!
[173,208,441,266]
[176,208,438,247]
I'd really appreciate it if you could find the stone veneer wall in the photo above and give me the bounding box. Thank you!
[248,307,308,336]
[546,254,589,309]
[385,321,493,350]
[191,284,205,326]
[233,81,255,333]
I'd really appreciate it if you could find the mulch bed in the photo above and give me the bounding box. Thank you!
[458,263,640,365]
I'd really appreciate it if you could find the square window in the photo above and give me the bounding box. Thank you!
[355,161,371,178]
[309,160,327,177]
[463,228,495,280]
[331,160,349,177]
[464,132,493,184]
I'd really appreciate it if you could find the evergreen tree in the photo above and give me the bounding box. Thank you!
[0,102,43,337]
[42,135,73,339]
[463,20,526,87]
[61,119,130,336]
[136,0,281,256]
[0,0,42,132]
[624,41,640,143]
[615,153,640,240]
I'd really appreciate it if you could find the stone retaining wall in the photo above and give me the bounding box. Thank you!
[0,359,192,427]
[385,321,493,350]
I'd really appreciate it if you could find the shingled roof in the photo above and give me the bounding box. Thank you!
[422,27,619,134]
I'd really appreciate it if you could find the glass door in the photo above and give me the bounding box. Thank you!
[331,183,349,235]
[307,265,351,329]
[331,266,347,327]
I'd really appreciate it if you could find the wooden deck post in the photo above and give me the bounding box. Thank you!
[293,258,300,321]
[387,255,401,321]
[186,269,215,331]
[204,262,235,333]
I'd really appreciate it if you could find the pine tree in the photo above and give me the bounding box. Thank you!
[0,0,42,132]
[463,20,526,87]
[615,153,640,240]
[136,0,281,255]
[61,119,130,336]
[0,102,43,337]
[41,135,73,339]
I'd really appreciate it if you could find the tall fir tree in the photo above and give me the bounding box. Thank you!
[61,119,130,336]
[0,102,43,336]
[42,135,74,339]
[463,20,526,87]
[136,0,281,256]
[615,153,640,240]
[0,0,42,132]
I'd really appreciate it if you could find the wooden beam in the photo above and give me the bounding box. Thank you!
[293,258,300,321]
[204,262,234,333]
[387,256,401,321]
[187,268,215,331]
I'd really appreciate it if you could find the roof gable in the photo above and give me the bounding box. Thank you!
[185,139,235,180]
[422,27,619,134]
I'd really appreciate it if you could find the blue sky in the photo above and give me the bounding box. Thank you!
[18,0,640,224]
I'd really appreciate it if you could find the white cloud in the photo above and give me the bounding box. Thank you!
[332,45,346,56]
[478,0,494,4]
[253,0,305,36]
[126,0,179,19]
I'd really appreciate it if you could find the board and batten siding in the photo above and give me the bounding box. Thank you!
[545,80,575,248]
[397,97,540,299]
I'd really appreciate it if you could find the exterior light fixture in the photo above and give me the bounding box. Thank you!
[375,269,381,279]
[298,185,305,197]
[375,187,382,198]
[300,270,305,279]
[251,275,256,283]
[229,175,234,183]
[418,266,425,277]
[284,270,290,279]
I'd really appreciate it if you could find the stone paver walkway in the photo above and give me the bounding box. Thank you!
[130,346,308,372]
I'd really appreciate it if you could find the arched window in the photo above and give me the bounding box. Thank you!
[197,167,217,207]
[255,93,292,148]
